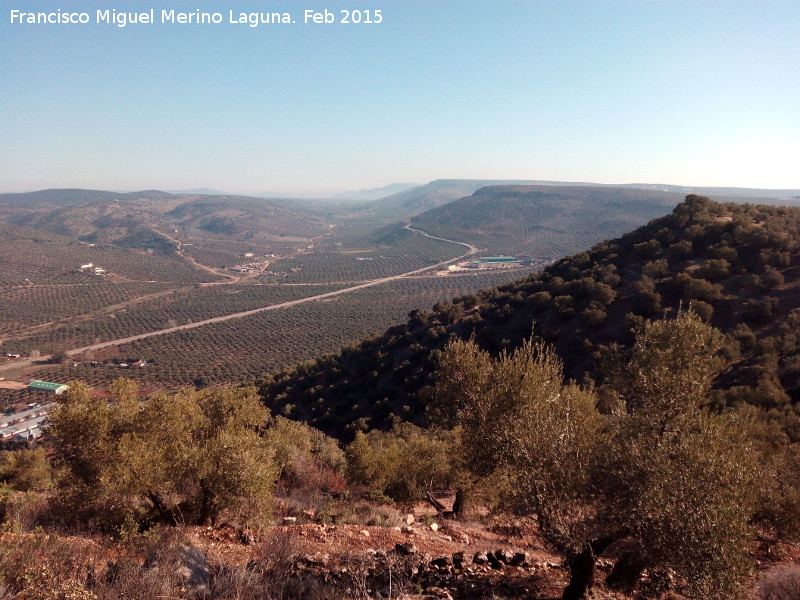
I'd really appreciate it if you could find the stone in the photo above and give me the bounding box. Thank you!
[282,516,297,524]
[431,555,453,569]
[472,551,488,565]
[510,551,529,567]
[597,558,613,569]
[429,522,439,531]
[424,587,454,600]
[494,548,515,564]
[303,552,331,566]
[405,513,415,525]
[360,529,370,537]
[175,545,210,596]
[487,552,504,570]
[447,529,470,544]
[394,541,419,556]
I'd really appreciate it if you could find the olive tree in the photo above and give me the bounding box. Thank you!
[50,379,276,528]
[432,312,763,600]
[430,337,603,597]
[345,422,460,503]
[600,312,762,599]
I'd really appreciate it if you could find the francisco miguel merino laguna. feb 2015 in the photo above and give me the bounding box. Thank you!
[9,8,384,27]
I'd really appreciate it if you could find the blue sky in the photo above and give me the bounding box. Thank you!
[1,0,798,195]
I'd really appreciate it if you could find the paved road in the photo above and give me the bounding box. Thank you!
[0,227,478,371]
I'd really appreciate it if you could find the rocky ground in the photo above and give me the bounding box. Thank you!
[144,509,800,600]
[185,515,576,600]
[2,499,799,599]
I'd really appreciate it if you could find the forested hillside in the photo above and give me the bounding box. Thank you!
[258,196,800,441]
[408,185,685,257]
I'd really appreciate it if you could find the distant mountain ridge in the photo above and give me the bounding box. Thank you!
[0,188,175,207]
[619,183,800,200]
[341,179,800,228]
[0,188,331,245]
[333,183,422,201]
[408,185,686,258]
[3,182,799,252]
[168,187,232,196]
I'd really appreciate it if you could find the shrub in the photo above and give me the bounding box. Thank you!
[345,423,460,502]
[49,380,276,529]
[0,448,53,491]
[266,416,346,494]
[688,299,713,322]
[755,442,800,538]
[642,258,669,278]
[0,530,103,599]
[743,297,779,324]
[762,265,785,290]
[581,303,607,327]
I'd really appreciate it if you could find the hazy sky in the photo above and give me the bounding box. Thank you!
[1,0,798,195]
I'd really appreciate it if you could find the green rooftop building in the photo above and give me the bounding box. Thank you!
[479,256,520,263]
[27,380,68,394]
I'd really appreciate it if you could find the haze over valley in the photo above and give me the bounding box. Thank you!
[3,1,800,598]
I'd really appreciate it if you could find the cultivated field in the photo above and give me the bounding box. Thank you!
[18,269,536,390]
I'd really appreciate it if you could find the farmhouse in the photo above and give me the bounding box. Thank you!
[230,263,260,273]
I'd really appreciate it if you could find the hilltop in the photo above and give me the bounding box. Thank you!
[408,184,685,258]
[0,188,172,208]
[258,195,800,441]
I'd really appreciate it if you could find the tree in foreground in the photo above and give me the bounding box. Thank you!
[430,335,603,598]
[601,311,762,599]
[50,379,276,528]
[431,312,762,600]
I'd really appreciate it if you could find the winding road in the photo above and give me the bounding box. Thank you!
[0,226,478,371]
